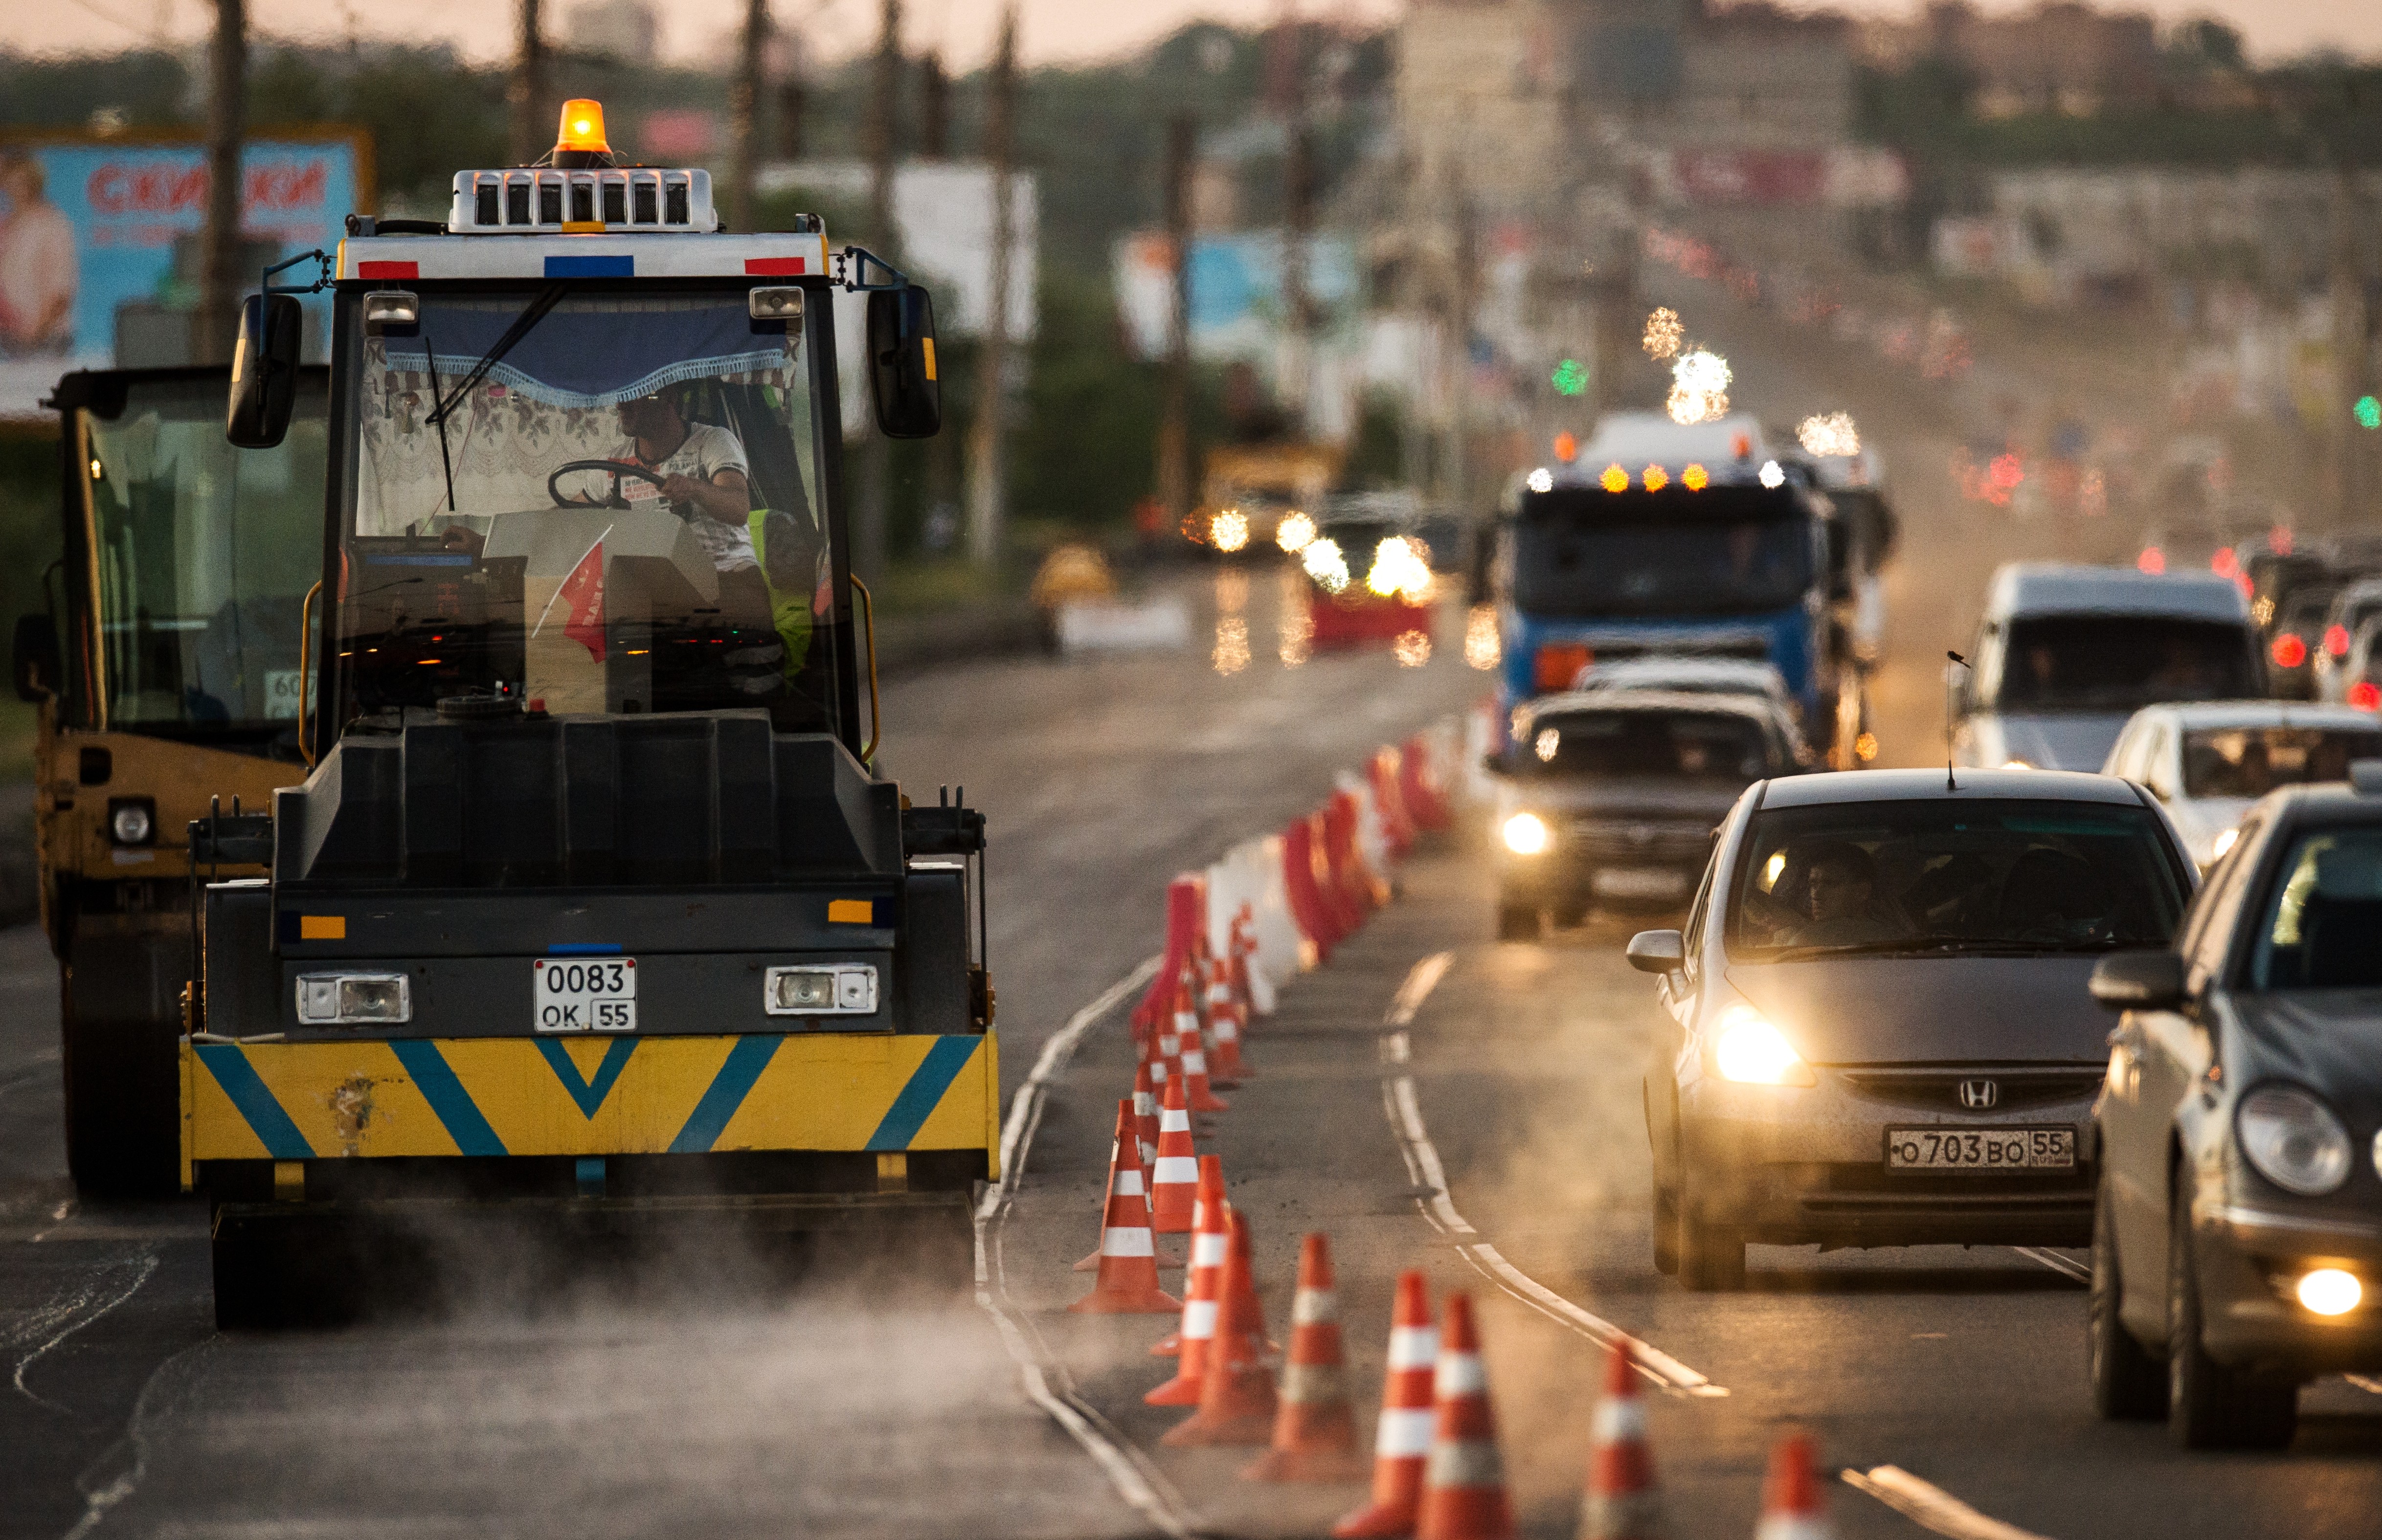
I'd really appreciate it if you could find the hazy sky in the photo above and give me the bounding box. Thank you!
[15,0,2379,73]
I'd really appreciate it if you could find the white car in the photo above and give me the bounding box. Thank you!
[2101,701,2382,868]
[1571,656,1796,715]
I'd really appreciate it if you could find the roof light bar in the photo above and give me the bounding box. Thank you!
[450,168,717,235]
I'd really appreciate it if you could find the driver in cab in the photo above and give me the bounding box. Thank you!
[440,390,753,565]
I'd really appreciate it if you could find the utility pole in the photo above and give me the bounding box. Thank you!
[855,0,901,581]
[1156,114,1196,540]
[2332,165,2371,525]
[1281,120,1315,425]
[777,72,806,160]
[965,5,1017,567]
[919,51,949,160]
[507,0,546,167]
[1442,184,1476,515]
[729,0,769,232]
[196,0,245,366]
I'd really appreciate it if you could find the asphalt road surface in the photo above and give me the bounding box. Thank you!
[5,299,2377,1539]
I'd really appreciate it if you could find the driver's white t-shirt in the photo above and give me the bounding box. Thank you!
[619,423,756,574]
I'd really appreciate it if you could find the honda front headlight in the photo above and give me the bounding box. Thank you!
[1501,812,1551,855]
[1711,1004,1815,1087]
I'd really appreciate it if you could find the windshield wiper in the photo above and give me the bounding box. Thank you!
[1770,933,2135,961]
[420,284,569,513]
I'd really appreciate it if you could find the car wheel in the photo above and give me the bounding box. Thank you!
[1495,899,1540,942]
[1678,1201,1745,1292]
[2089,1171,2165,1420]
[1651,1184,1681,1277]
[2167,1183,2297,1450]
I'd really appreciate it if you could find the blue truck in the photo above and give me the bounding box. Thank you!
[1489,414,1845,752]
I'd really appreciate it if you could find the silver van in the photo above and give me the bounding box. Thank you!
[1955,563,2260,772]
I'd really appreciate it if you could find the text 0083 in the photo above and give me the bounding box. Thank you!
[535,957,637,1033]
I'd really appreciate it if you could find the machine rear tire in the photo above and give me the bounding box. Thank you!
[1495,899,1540,941]
[2089,1174,2165,1420]
[211,1223,294,1331]
[62,983,182,1200]
[2167,1188,2296,1450]
[1651,1185,1681,1277]
[1679,1200,1745,1292]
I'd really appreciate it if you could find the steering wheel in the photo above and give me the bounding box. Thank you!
[549,459,669,510]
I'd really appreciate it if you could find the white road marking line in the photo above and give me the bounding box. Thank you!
[2010,1247,2089,1283]
[1843,1465,2056,1540]
[8,1246,158,1411]
[2345,1374,2382,1396]
[1375,952,1726,1399]
[972,955,1198,1540]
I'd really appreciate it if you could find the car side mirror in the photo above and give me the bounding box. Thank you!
[1481,749,1509,777]
[226,293,303,448]
[12,613,57,703]
[2089,951,2187,1012]
[1625,929,1685,974]
[866,284,941,440]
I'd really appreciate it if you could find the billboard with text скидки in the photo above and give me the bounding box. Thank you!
[0,131,368,418]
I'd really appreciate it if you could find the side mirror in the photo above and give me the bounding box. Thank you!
[1625,928,1685,975]
[866,284,941,440]
[1481,749,1508,777]
[12,613,57,703]
[2089,951,2187,1012]
[226,293,303,448]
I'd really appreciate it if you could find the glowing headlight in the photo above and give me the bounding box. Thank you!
[2211,826,2240,862]
[1210,508,1250,553]
[2296,1268,2362,1317]
[1712,1005,1814,1086]
[1275,511,1316,554]
[2238,1084,2352,1196]
[1302,537,1349,594]
[110,802,154,845]
[1501,812,1551,855]
[2001,758,2032,770]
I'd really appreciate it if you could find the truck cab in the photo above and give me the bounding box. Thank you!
[184,105,993,1323]
[1492,413,1835,747]
[19,366,327,1196]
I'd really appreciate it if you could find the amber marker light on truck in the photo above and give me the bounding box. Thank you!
[556,98,611,156]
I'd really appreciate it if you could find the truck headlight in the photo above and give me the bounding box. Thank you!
[1712,1004,1815,1086]
[764,963,878,1015]
[2237,1084,2351,1196]
[295,971,411,1026]
[2296,1268,2362,1316]
[110,799,155,846]
[1501,812,1551,855]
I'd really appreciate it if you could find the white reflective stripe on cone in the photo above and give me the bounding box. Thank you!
[1435,1352,1487,1396]
[1181,1049,1210,1073]
[1159,1108,1191,1132]
[1387,1326,1438,1369]
[1375,1406,1436,1457]
[1215,1020,1241,1043]
[1424,1437,1504,1489]
[1102,1227,1155,1257]
[1753,1519,1832,1540]
[1112,1169,1146,1197]
[1182,1298,1220,1338]
[1191,1233,1228,1267]
[1281,1360,1348,1404]
[1591,1397,1646,1442]
[1153,1156,1199,1183]
[1291,1288,1337,1326]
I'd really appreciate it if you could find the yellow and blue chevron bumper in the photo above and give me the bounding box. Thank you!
[180,1031,999,1183]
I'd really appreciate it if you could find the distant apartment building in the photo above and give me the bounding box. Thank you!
[1859,0,2161,118]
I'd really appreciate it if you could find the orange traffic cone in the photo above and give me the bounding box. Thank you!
[1153,1155,1228,1357]
[1207,949,1250,1084]
[1174,971,1230,1113]
[1068,1099,1180,1314]
[1753,1433,1832,1540]
[1162,1208,1277,1445]
[1076,1069,1183,1273]
[1333,1271,1439,1538]
[1415,1292,1512,1540]
[1578,1340,1658,1540]
[1245,1232,1367,1482]
[1146,1161,1230,1400]
[1149,1072,1200,1234]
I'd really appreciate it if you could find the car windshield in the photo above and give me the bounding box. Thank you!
[1991,615,2254,711]
[338,285,840,736]
[2248,827,2382,989]
[2183,726,2382,798]
[1726,799,2187,960]
[1507,485,1813,618]
[80,374,327,750]
[2280,588,2338,630]
[1520,709,1775,781]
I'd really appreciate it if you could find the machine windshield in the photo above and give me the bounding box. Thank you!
[1992,616,2253,712]
[2248,827,2382,989]
[1520,709,1776,782]
[1726,799,2187,960]
[81,374,327,749]
[1507,486,1813,619]
[338,286,838,736]
[2183,726,2382,799]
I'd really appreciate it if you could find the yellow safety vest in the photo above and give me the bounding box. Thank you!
[747,509,815,680]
